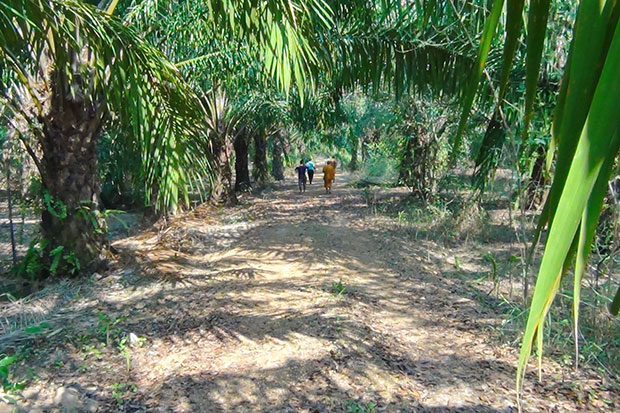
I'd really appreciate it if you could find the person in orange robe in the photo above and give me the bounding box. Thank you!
[323,161,335,194]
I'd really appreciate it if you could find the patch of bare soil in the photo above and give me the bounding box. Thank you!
[1,171,618,412]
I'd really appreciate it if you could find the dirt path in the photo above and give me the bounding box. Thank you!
[3,170,618,412]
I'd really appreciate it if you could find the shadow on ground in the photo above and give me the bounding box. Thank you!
[2,172,616,412]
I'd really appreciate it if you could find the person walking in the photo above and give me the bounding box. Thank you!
[322,160,335,194]
[295,159,308,193]
[331,156,338,182]
[306,158,315,184]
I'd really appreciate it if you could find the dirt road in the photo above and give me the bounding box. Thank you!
[3,170,617,412]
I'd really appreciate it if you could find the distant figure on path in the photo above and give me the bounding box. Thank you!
[306,158,315,184]
[295,160,308,193]
[322,161,335,194]
[331,156,338,182]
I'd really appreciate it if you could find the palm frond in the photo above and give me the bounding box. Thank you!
[0,0,209,213]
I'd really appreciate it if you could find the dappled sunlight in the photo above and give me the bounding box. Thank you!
[1,170,616,412]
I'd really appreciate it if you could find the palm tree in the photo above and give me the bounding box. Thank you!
[0,0,210,274]
[202,89,242,205]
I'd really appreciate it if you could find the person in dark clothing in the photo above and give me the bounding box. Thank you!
[295,160,308,193]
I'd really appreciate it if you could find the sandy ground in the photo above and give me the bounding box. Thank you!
[1,170,618,412]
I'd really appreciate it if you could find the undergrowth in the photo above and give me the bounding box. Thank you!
[364,177,620,381]
[0,310,146,408]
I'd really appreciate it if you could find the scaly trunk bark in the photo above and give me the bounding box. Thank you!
[472,113,505,194]
[282,136,291,159]
[399,120,446,201]
[4,149,17,265]
[209,135,237,206]
[270,131,284,181]
[361,135,369,163]
[39,74,107,275]
[234,129,251,191]
[253,128,269,184]
[398,134,415,185]
[349,134,359,171]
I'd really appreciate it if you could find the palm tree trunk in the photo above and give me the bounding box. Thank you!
[209,136,237,205]
[38,75,107,275]
[253,128,269,183]
[19,153,27,244]
[271,131,284,181]
[526,144,546,210]
[398,134,415,186]
[4,152,17,265]
[349,134,359,171]
[234,129,251,191]
[361,135,369,162]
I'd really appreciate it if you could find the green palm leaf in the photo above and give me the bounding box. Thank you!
[536,0,618,236]
[611,285,620,315]
[450,0,504,162]
[517,20,620,394]
[521,0,551,141]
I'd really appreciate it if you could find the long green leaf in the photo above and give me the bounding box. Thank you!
[611,284,620,315]
[529,0,617,267]
[537,1,617,230]
[517,20,620,395]
[521,0,551,141]
[572,129,620,367]
[497,0,525,101]
[450,0,504,162]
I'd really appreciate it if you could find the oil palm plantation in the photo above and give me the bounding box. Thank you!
[3,0,618,397]
[0,0,330,274]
